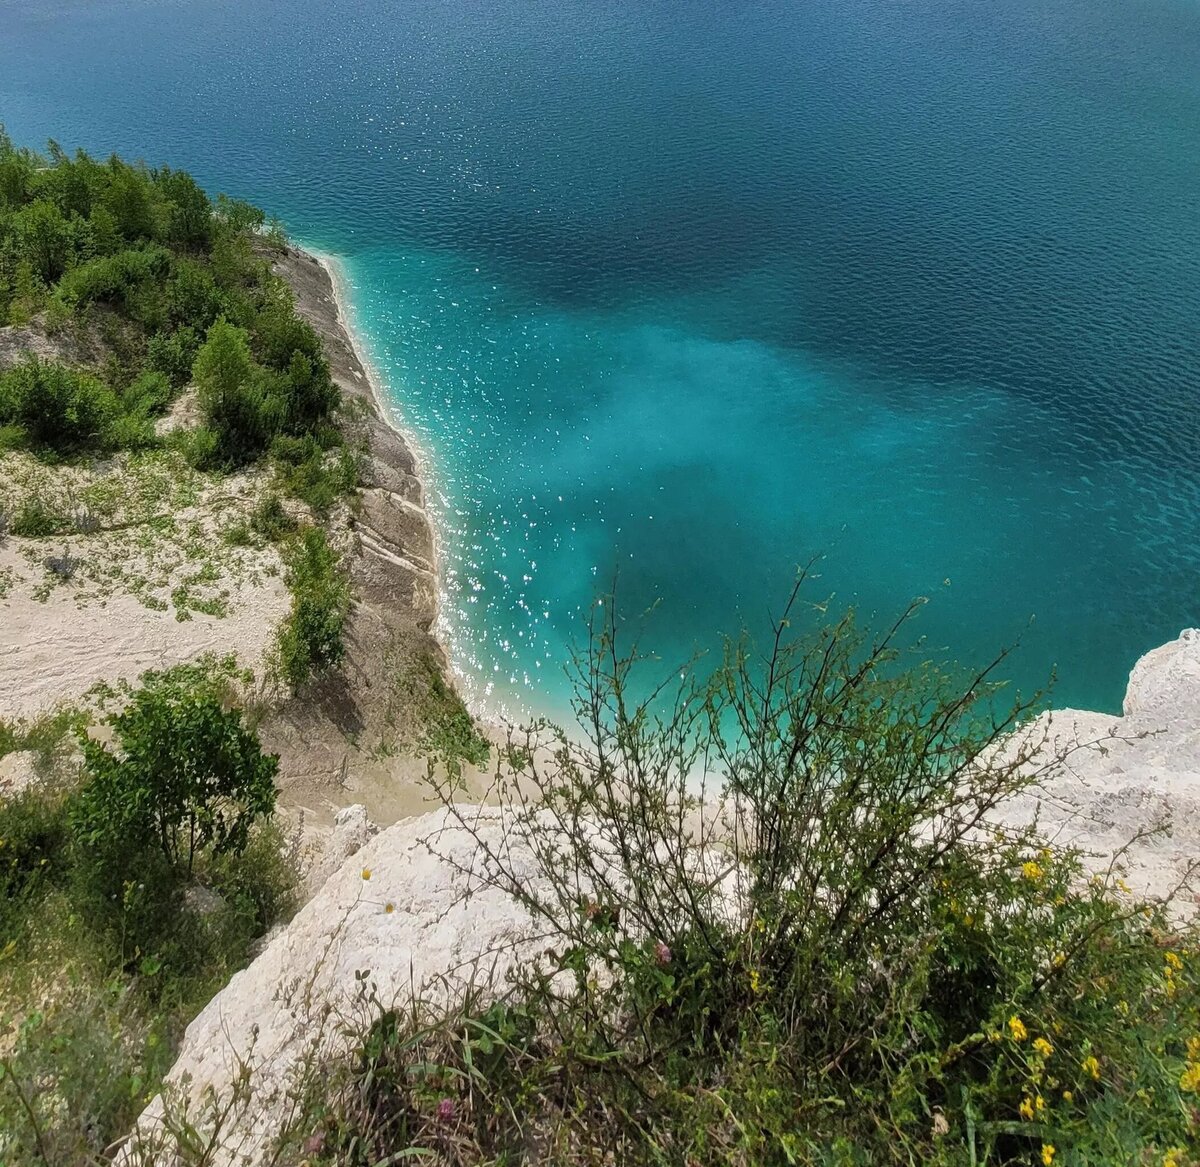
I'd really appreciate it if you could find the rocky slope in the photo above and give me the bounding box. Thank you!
[258,247,458,826]
[121,629,1200,1165]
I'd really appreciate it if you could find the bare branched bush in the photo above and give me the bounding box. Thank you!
[338,575,1198,1165]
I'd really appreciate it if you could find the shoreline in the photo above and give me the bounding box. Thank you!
[288,242,535,738]
[299,243,445,630]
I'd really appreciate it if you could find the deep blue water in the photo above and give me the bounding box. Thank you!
[3,0,1199,722]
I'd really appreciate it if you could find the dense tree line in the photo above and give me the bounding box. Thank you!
[0,130,343,490]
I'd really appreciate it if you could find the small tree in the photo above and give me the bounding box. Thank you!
[74,657,278,874]
[193,316,282,465]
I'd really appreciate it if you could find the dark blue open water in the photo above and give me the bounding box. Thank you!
[3,0,1199,721]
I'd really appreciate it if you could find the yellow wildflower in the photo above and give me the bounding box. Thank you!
[1033,1037,1054,1058]
[1009,1015,1028,1042]
[1082,1054,1101,1080]
[1061,1089,1073,1103]
[1022,860,1044,882]
[1035,1094,1045,1114]
[1180,1062,1200,1093]
[1019,1097,1035,1121]
[1187,1036,1200,1060]
[1165,951,1183,971]
[748,968,762,995]
[361,867,371,881]
[1041,1145,1056,1166]
[1163,1149,1185,1167]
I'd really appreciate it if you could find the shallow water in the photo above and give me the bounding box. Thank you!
[3,0,1199,722]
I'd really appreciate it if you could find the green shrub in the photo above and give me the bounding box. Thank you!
[54,244,171,312]
[274,527,351,691]
[122,368,172,417]
[146,325,200,387]
[0,357,119,452]
[172,422,220,469]
[73,656,278,875]
[407,651,489,778]
[0,972,177,1166]
[251,492,297,541]
[0,783,72,930]
[192,317,285,465]
[271,432,359,515]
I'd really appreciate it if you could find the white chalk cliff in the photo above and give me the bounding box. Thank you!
[123,630,1200,1165]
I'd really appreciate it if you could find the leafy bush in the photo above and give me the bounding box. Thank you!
[251,491,298,541]
[0,357,119,452]
[273,527,351,691]
[146,324,199,387]
[408,650,490,778]
[0,782,72,931]
[191,317,281,465]
[271,432,359,515]
[73,656,278,874]
[298,585,1200,1167]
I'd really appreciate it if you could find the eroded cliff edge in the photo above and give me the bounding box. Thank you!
[259,246,453,820]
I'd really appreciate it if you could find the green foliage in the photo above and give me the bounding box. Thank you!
[0,658,296,1163]
[192,316,282,465]
[407,651,489,778]
[0,782,72,932]
[0,703,88,764]
[274,527,351,691]
[271,432,359,516]
[146,324,199,387]
[0,357,119,452]
[0,133,343,474]
[10,199,72,283]
[9,492,68,537]
[250,491,298,541]
[73,656,279,873]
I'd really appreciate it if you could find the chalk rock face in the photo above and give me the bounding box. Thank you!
[122,808,547,1166]
[996,628,1200,905]
[301,803,379,899]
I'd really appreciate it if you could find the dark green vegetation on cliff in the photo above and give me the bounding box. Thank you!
[0,130,345,504]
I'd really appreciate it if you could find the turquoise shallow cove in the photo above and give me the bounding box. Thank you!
[3,0,1199,722]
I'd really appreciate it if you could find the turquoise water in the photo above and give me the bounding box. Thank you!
[3,0,1199,722]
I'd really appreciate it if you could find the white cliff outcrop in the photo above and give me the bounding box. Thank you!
[124,631,1200,1165]
[997,627,1200,905]
[122,807,548,1166]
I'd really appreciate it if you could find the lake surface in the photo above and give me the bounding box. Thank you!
[3,0,1199,722]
